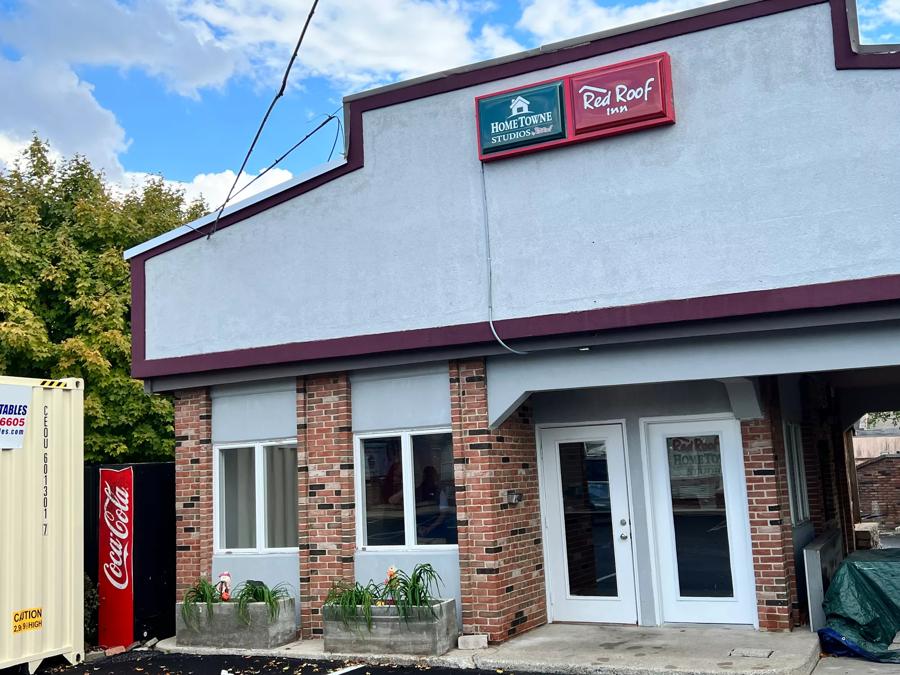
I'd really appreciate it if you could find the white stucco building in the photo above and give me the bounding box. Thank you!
[127,0,900,642]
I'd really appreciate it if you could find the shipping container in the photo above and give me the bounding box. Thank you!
[0,376,84,673]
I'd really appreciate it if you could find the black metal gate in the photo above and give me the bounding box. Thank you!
[85,462,175,642]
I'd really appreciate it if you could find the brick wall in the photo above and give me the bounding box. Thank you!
[857,454,900,529]
[800,376,841,536]
[297,373,355,637]
[173,388,213,594]
[741,378,798,631]
[450,359,547,643]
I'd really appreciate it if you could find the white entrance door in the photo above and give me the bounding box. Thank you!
[646,417,756,625]
[540,425,637,624]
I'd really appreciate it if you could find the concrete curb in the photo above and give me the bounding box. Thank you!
[155,635,820,675]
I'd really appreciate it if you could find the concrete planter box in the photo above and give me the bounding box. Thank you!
[323,598,457,656]
[175,598,296,648]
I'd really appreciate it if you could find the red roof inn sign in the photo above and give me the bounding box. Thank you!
[476,53,675,161]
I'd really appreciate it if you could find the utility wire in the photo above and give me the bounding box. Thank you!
[327,117,343,162]
[208,0,322,238]
[215,112,339,210]
[479,162,528,356]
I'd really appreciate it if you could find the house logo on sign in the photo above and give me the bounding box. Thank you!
[508,95,531,117]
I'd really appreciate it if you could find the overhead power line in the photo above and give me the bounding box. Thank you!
[208,0,322,238]
[216,111,340,210]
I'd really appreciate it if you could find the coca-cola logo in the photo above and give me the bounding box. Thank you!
[102,481,131,591]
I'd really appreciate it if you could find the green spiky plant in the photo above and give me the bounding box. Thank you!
[384,563,443,622]
[324,580,382,630]
[180,577,220,629]
[233,580,292,625]
[324,563,444,631]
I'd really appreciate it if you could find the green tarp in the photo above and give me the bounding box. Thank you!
[820,549,900,663]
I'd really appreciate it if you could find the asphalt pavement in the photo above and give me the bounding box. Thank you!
[28,653,526,675]
[4,649,898,675]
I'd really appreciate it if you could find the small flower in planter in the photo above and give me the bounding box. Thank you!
[216,571,232,602]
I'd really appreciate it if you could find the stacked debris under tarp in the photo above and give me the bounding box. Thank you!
[818,549,900,663]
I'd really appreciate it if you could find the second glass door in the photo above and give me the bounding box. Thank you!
[646,417,756,625]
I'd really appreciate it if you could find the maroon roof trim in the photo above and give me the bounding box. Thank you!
[132,273,900,378]
[129,0,834,267]
[127,0,897,267]
[830,0,900,69]
[128,0,900,379]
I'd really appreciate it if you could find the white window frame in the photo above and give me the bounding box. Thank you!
[354,427,457,552]
[783,422,810,525]
[213,438,298,554]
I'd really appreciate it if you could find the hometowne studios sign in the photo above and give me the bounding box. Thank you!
[476,53,675,161]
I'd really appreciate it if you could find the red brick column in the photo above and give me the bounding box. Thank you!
[298,373,355,637]
[857,455,900,529]
[173,387,213,595]
[800,375,844,540]
[741,378,798,631]
[451,359,547,643]
[296,377,312,636]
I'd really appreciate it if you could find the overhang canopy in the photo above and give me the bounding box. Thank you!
[486,318,900,427]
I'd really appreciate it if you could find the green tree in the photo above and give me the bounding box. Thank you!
[0,138,206,462]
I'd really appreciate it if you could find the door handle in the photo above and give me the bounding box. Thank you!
[619,532,629,540]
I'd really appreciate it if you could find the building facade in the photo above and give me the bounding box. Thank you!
[127,0,900,641]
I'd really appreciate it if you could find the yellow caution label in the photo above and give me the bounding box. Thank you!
[39,380,68,388]
[12,608,42,634]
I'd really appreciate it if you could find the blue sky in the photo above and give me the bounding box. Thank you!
[0,0,896,208]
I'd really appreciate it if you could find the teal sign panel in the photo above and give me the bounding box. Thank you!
[477,81,566,156]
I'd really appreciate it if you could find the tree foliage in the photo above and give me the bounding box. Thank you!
[0,138,206,462]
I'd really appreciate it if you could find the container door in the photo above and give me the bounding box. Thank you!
[646,417,756,624]
[540,425,637,624]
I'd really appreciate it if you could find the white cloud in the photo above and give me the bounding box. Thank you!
[517,0,717,44]
[0,122,293,209]
[840,0,900,42]
[478,24,526,58]
[180,0,519,90]
[0,0,520,186]
[0,0,239,97]
[879,0,900,21]
[120,167,295,210]
[0,57,129,178]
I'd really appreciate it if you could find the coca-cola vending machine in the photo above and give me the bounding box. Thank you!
[98,467,134,647]
[86,462,175,647]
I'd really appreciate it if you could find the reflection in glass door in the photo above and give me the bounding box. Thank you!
[559,441,617,597]
[540,425,637,624]
[667,435,733,598]
[647,418,755,625]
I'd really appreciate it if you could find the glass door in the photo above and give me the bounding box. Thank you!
[646,417,756,625]
[540,425,637,624]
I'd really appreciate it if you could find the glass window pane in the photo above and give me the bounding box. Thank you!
[361,437,405,546]
[667,435,734,598]
[266,444,298,548]
[220,446,256,549]
[784,428,800,522]
[560,441,617,596]
[797,426,810,521]
[412,433,457,545]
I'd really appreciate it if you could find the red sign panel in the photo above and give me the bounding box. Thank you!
[570,53,673,136]
[476,52,675,161]
[98,467,134,648]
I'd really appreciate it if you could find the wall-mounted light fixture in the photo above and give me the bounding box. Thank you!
[506,490,523,505]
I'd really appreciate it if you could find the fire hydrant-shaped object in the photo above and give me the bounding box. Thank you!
[216,571,232,601]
